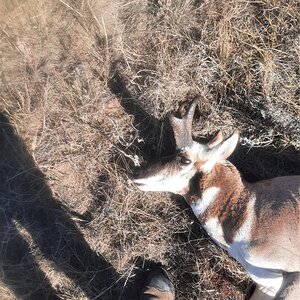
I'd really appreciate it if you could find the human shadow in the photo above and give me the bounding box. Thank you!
[0,113,126,300]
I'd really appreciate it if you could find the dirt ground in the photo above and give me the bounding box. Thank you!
[0,0,299,299]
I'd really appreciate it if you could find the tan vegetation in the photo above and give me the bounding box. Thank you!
[0,0,299,299]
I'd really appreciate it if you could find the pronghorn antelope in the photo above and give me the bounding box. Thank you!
[133,98,300,299]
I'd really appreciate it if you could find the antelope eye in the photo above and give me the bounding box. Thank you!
[178,155,191,165]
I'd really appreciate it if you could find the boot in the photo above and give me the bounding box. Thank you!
[140,267,175,300]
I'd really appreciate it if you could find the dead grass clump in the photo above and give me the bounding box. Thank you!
[117,0,299,149]
[115,0,216,118]
[200,0,300,148]
[0,0,299,299]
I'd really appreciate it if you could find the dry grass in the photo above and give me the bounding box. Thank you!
[0,0,299,299]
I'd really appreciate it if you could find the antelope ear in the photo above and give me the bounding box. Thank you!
[210,131,239,161]
[207,131,223,148]
[200,131,239,174]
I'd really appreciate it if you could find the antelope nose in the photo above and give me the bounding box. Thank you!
[131,169,146,185]
[132,168,141,179]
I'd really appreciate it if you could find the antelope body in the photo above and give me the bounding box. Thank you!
[133,99,300,299]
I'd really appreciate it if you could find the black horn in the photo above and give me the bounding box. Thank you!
[169,96,201,149]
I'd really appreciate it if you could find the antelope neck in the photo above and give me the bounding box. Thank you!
[185,162,251,244]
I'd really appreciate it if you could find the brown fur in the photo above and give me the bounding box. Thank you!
[248,177,300,271]
[187,160,300,274]
[187,162,250,244]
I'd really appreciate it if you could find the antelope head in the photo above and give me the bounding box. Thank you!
[133,98,239,195]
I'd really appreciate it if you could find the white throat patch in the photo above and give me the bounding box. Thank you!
[190,187,220,217]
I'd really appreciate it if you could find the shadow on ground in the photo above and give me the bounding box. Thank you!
[0,113,130,300]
